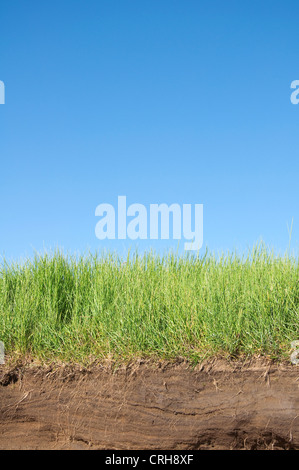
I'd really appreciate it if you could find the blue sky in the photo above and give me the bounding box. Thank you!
[0,0,298,260]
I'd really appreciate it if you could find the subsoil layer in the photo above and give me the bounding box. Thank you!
[1,359,299,450]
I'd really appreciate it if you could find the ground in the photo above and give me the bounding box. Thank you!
[1,358,299,450]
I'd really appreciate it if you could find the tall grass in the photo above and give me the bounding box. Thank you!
[0,245,298,364]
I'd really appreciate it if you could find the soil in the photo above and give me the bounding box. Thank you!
[1,358,299,450]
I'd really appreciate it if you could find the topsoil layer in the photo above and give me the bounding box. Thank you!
[0,359,299,450]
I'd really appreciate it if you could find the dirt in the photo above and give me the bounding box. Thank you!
[0,358,299,450]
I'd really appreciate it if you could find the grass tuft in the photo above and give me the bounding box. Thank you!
[0,245,298,364]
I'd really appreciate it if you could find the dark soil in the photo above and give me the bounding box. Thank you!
[1,359,299,450]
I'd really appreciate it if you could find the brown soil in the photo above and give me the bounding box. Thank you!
[0,358,299,450]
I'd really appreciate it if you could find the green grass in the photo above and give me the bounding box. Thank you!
[0,245,298,364]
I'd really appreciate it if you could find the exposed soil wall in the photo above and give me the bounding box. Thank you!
[1,359,298,450]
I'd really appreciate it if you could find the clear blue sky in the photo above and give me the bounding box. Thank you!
[0,0,298,260]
